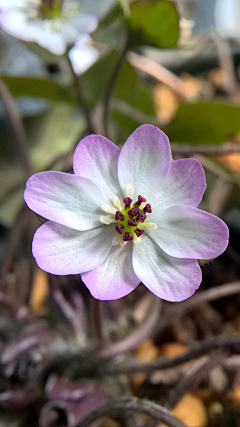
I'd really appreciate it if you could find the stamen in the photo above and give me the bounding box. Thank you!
[123,197,132,207]
[127,207,141,218]
[139,222,157,230]
[134,195,146,206]
[100,216,115,225]
[125,184,133,197]
[112,235,123,246]
[143,203,152,214]
[115,211,124,221]
[123,233,133,241]
[135,229,145,237]
[101,203,116,214]
[137,213,146,223]
[115,224,124,234]
[113,196,122,211]
[128,219,138,227]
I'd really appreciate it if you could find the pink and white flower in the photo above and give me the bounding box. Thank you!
[24,125,229,301]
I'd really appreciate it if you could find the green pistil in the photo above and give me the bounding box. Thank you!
[118,206,142,236]
[41,0,63,19]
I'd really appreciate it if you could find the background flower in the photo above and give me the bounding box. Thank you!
[0,0,115,55]
[24,125,229,302]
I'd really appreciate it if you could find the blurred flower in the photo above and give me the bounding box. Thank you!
[24,125,229,302]
[68,34,99,75]
[215,0,240,39]
[0,0,105,55]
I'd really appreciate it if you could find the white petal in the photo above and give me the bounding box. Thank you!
[33,222,115,275]
[149,158,206,210]
[133,234,202,302]
[118,125,171,200]
[73,134,122,199]
[24,171,108,231]
[81,244,139,300]
[148,205,229,259]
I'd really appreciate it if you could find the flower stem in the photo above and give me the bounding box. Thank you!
[92,295,161,358]
[103,42,129,138]
[66,54,95,134]
[76,396,188,427]
[90,298,105,344]
[0,79,33,178]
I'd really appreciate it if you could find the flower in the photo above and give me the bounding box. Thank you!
[68,34,99,75]
[0,0,114,55]
[24,125,229,302]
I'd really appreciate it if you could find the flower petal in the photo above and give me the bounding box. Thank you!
[73,135,121,198]
[24,171,106,231]
[32,222,115,275]
[149,158,206,209]
[118,125,171,200]
[148,205,229,259]
[133,235,202,302]
[81,244,139,300]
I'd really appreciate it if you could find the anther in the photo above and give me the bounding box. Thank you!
[134,195,146,206]
[143,203,152,214]
[128,219,138,227]
[115,224,124,235]
[123,197,132,207]
[127,207,141,218]
[137,213,146,223]
[123,233,133,241]
[115,211,124,221]
[135,229,145,237]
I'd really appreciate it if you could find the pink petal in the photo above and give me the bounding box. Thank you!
[32,222,115,275]
[148,205,229,259]
[118,125,171,200]
[133,235,202,302]
[24,171,107,231]
[81,244,139,300]
[73,134,121,198]
[149,158,206,209]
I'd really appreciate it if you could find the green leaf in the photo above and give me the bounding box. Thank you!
[129,0,179,48]
[162,101,240,145]
[1,76,75,103]
[81,50,156,115]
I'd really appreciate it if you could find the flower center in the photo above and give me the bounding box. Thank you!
[40,0,63,18]
[114,195,152,243]
[100,186,157,246]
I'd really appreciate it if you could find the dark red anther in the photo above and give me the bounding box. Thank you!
[137,213,146,223]
[115,211,124,221]
[127,207,141,218]
[135,229,145,237]
[128,219,138,227]
[123,233,133,241]
[143,203,152,214]
[133,195,146,206]
[123,197,132,207]
[115,224,124,234]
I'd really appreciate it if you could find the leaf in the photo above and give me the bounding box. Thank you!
[0,103,84,226]
[129,0,179,48]
[162,101,240,145]
[1,76,75,103]
[81,50,156,116]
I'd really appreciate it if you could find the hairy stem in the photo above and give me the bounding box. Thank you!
[103,43,128,138]
[92,295,161,358]
[0,79,33,178]
[66,55,95,134]
[76,396,188,427]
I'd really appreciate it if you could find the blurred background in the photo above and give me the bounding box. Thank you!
[2,1,240,426]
